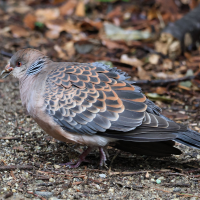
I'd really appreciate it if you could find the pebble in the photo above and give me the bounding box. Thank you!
[54,164,61,169]
[35,191,53,198]
[99,174,106,178]
[173,187,181,192]
[49,197,61,200]
[108,188,114,193]
[156,179,161,184]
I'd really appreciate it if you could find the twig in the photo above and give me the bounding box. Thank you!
[109,169,171,176]
[0,165,33,171]
[108,150,120,174]
[134,74,199,86]
[0,50,13,58]
[27,191,46,200]
[0,137,20,140]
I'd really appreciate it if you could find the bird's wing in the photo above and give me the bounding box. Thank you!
[43,62,180,142]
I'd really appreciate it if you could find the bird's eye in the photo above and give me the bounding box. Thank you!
[16,62,22,67]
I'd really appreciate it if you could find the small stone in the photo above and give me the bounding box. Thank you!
[156,179,161,184]
[49,178,55,182]
[49,197,61,200]
[99,174,106,178]
[35,191,53,198]
[108,188,114,193]
[158,176,165,180]
[12,189,16,193]
[197,155,200,159]
[149,54,160,65]
[54,164,60,169]
[151,178,155,182]
[173,187,181,192]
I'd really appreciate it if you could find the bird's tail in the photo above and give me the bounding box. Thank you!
[175,127,200,149]
[111,127,200,157]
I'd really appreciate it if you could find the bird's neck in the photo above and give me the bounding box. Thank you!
[19,75,39,116]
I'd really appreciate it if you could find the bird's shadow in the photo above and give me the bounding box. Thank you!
[29,141,200,171]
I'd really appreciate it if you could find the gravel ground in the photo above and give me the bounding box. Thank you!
[0,56,200,200]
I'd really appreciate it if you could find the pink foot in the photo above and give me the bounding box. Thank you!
[61,147,92,168]
[99,147,108,167]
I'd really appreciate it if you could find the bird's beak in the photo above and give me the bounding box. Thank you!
[1,63,13,78]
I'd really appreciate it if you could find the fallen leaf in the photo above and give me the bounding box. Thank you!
[120,54,150,80]
[102,39,128,51]
[104,22,151,41]
[162,59,173,70]
[23,13,36,30]
[9,25,30,38]
[146,93,174,103]
[148,54,160,65]
[35,8,60,23]
[59,0,77,16]
[46,19,80,34]
[45,29,60,39]
[106,6,123,19]
[75,1,85,17]
[80,19,103,31]
[155,87,167,94]
[7,3,32,14]
[54,45,67,59]
[62,41,75,57]
[28,35,48,47]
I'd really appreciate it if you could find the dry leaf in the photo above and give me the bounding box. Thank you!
[35,8,60,23]
[7,3,32,14]
[9,25,30,38]
[102,39,128,51]
[0,26,11,37]
[54,45,67,59]
[75,1,85,17]
[156,87,167,94]
[45,29,60,39]
[23,13,36,30]
[29,35,48,47]
[148,54,160,65]
[62,41,75,57]
[46,19,80,34]
[80,19,103,31]
[120,54,150,80]
[59,0,77,16]
[162,59,173,70]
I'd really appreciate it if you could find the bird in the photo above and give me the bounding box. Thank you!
[1,48,200,168]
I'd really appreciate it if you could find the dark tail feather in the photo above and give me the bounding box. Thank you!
[175,128,200,149]
[111,140,182,157]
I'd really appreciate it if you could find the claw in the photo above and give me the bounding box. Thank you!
[61,147,92,168]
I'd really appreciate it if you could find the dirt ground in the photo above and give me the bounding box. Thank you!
[1,0,200,199]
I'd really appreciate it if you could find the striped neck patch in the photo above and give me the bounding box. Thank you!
[26,59,45,75]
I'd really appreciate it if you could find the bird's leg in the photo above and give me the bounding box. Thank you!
[61,147,93,168]
[99,147,108,167]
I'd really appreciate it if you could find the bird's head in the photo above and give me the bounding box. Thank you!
[1,48,48,79]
